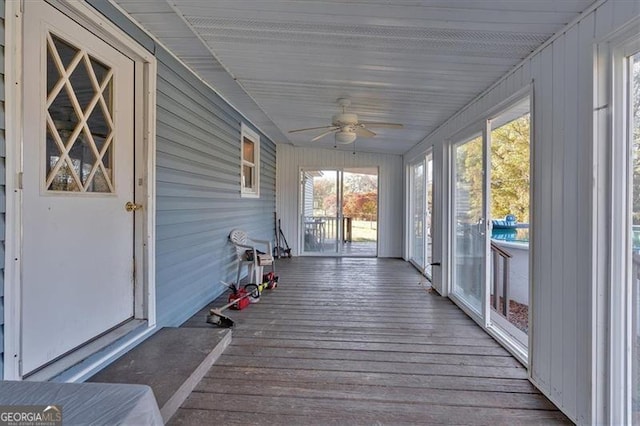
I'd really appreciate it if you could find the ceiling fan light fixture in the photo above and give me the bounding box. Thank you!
[288,97,403,144]
[332,113,358,126]
[335,130,357,144]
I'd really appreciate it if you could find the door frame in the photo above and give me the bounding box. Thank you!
[407,158,426,272]
[484,91,534,365]
[407,152,433,279]
[598,20,640,424]
[445,86,534,367]
[4,0,157,380]
[298,166,379,257]
[448,125,489,327]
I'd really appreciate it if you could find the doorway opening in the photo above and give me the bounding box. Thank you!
[300,167,378,257]
[487,102,531,349]
[449,95,531,361]
[409,153,433,278]
[4,0,157,381]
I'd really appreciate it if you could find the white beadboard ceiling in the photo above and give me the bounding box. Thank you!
[114,0,596,155]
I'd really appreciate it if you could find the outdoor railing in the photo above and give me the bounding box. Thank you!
[491,241,512,316]
[303,216,353,248]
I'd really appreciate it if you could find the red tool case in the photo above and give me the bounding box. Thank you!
[228,288,250,310]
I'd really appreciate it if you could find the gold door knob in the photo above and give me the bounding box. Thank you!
[125,201,143,212]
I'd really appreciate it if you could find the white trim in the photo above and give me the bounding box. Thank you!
[407,158,425,270]
[449,131,485,318]
[485,91,533,364]
[4,0,25,381]
[240,123,260,198]
[403,162,411,261]
[425,152,434,280]
[445,89,534,375]
[407,152,434,279]
[439,143,450,298]
[481,119,491,330]
[61,325,157,383]
[487,322,528,366]
[449,292,484,327]
[4,0,158,380]
[601,20,640,425]
[527,85,535,377]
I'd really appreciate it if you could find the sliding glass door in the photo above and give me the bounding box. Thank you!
[300,169,340,253]
[488,102,531,348]
[449,98,531,357]
[452,134,486,315]
[409,153,433,278]
[300,168,378,256]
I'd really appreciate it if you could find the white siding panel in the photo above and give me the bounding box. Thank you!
[277,145,403,258]
[594,0,614,40]
[613,0,640,30]
[575,13,596,425]
[561,24,580,419]
[550,36,566,403]
[403,1,637,422]
[534,44,554,394]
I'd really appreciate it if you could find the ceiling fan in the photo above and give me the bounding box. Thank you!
[288,98,404,144]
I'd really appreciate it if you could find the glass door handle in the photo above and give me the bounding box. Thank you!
[477,218,486,236]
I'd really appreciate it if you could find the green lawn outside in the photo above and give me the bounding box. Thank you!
[351,220,377,242]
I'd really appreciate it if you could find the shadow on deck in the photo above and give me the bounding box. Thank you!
[173,258,570,425]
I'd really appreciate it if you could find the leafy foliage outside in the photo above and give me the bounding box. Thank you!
[461,114,531,224]
[312,172,378,221]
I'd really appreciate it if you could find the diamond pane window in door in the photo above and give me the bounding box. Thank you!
[46,33,114,193]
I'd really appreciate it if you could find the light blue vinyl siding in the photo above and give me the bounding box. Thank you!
[86,1,277,327]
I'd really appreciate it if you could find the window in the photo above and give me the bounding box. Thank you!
[241,124,260,197]
[607,27,640,424]
[47,34,114,193]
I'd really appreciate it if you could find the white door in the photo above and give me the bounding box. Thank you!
[21,1,135,375]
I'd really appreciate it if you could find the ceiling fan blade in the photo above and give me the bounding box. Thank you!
[355,127,376,138]
[311,128,339,142]
[359,122,404,129]
[289,125,336,134]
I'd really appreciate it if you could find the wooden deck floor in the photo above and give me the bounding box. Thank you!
[173,258,570,425]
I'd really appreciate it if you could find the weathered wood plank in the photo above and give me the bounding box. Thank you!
[204,365,538,394]
[213,354,528,379]
[229,337,511,356]
[194,377,557,410]
[171,407,570,426]
[223,345,523,368]
[179,393,570,425]
[173,258,567,424]
[238,309,473,321]
[234,317,492,335]
[196,322,495,340]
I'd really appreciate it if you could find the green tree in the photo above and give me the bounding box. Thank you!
[490,115,530,223]
[461,115,531,224]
